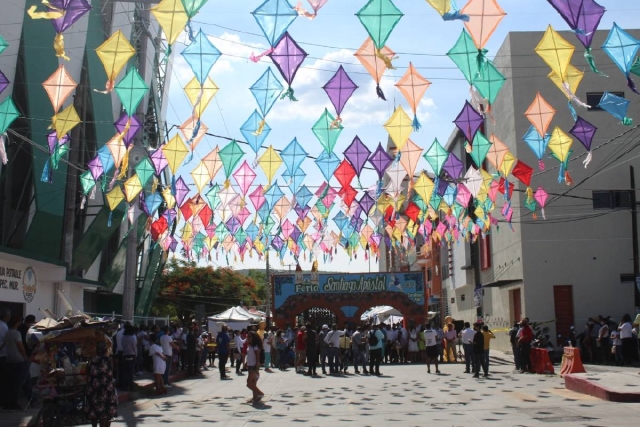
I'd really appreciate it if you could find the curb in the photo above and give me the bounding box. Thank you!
[564,374,640,403]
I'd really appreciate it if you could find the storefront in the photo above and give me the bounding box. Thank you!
[0,248,68,318]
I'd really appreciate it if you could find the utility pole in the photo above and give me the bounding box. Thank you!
[630,166,640,308]
[265,249,271,327]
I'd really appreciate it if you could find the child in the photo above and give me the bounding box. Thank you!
[610,330,623,366]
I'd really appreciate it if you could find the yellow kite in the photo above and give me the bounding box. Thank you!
[95,30,136,93]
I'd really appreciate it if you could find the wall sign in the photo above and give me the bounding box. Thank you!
[23,267,37,303]
[0,265,37,303]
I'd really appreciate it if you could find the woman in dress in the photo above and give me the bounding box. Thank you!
[85,340,118,427]
[148,334,167,395]
[408,327,419,363]
[246,331,264,404]
[417,325,426,363]
[275,330,288,371]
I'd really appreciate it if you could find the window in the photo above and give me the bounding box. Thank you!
[592,190,631,210]
[442,265,450,280]
[587,92,624,111]
[480,234,491,270]
[427,268,432,282]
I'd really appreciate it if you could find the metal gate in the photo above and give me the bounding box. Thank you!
[298,307,337,328]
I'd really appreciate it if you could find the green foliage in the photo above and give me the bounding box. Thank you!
[150,259,265,321]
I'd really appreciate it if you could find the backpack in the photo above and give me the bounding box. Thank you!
[368,330,379,346]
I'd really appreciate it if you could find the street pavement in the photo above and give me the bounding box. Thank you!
[8,351,640,427]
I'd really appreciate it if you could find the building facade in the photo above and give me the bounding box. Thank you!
[0,1,170,319]
[441,29,640,351]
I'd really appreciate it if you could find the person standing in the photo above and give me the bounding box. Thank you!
[216,326,231,379]
[460,322,475,374]
[368,324,385,376]
[596,318,610,365]
[275,330,288,371]
[472,323,487,378]
[351,327,368,374]
[305,323,318,376]
[160,326,176,387]
[17,314,35,403]
[318,324,330,374]
[518,320,533,373]
[339,328,351,374]
[85,340,117,427]
[245,332,264,404]
[324,324,343,375]
[2,316,26,410]
[235,330,246,375]
[618,314,634,365]
[148,334,167,395]
[295,326,307,374]
[114,322,126,388]
[508,321,520,371]
[481,325,495,374]
[0,308,10,390]
[121,323,137,391]
[263,328,273,373]
[423,323,440,374]
[443,319,457,363]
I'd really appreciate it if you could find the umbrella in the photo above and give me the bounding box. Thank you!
[42,65,77,114]
[395,62,431,130]
[354,38,396,99]
[114,67,148,117]
[522,126,550,170]
[268,32,307,100]
[461,0,506,50]
[181,29,221,85]
[344,136,371,178]
[546,0,606,75]
[597,92,632,125]
[251,0,298,47]
[601,23,640,94]
[315,150,341,181]
[161,134,189,175]
[384,106,413,151]
[469,131,491,168]
[184,76,219,118]
[525,92,556,137]
[368,143,393,181]
[280,137,308,175]
[399,139,423,178]
[323,65,358,126]
[454,100,483,143]
[356,0,404,50]
[250,67,284,118]
[423,138,449,175]
[312,108,343,154]
[95,30,136,93]
[241,110,271,155]
[258,145,283,185]
[569,116,597,167]
[151,0,188,46]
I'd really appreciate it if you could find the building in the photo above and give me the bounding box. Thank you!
[0,1,171,320]
[441,29,640,351]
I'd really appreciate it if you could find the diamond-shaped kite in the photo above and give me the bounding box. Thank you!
[268,32,307,100]
[395,62,431,130]
[251,0,298,47]
[115,67,149,116]
[181,29,221,85]
[383,106,413,151]
[250,67,284,118]
[312,108,343,154]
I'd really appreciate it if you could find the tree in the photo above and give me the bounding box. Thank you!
[150,259,264,322]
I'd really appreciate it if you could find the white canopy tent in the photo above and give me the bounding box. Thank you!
[207,306,262,335]
[361,306,403,325]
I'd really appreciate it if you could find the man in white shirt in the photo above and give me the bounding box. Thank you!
[115,322,127,389]
[160,326,175,387]
[460,322,476,373]
[424,323,440,374]
[324,324,344,374]
[618,314,634,365]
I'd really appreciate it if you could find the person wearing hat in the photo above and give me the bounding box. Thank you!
[304,323,318,376]
[318,324,330,375]
[517,319,533,373]
[472,322,487,378]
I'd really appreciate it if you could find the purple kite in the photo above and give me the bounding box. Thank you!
[174,177,190,207]
[47,131,69,155]
[368,143,392,181]
[358,192,375,216]
[268,32,308,101]
[569,116,597,167]
[323,65,358,127]
[546,0,606,75]
[344,136,371,178]
[442,152,464,180]
[454,100,484,142]
[0,70,9,95]
[114,111,142,147]
[150,149,168,175]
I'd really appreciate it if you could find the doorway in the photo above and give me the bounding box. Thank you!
[511,288,522,323]
[553,285,575,340]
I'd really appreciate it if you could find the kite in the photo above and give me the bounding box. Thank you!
[182,0,210,40]
[548,64,589,117]
[180,116,208,152]
[53,104,80,139]
[548,127,574,183]
[27,0,91,61]
[468,131,491,168]
[399,139,423,179]
[312,108,343,154]
[258,145,283,185]
[323,66,358,127]
[105,185,124,226]
[250,67,284,121]
[334,160,356,189]
[162,134,189,176]
[535,25,575,83]
[95,30,136,93]
[395,63,431,130]
[461,0,506,50]
[315,150,340,182]
[354,38,396,99]
[383,106,413,151]
[601,23,640,94]
[535,186,548,219]
[241,110,271,155]
[268,32,307,100]
[293,0,328,19]
[114,68,149,117]
[570,116,597,167]
[473,60,505,105]
[598,92,632,125]
[233,160,257,196]
[251,0,298,62]
[181,29,221,85]
[151,0,189,47]
[522,126,550,170]
[447,29,481,85]
[525,92,555,137]
[368,143,393,181]
[283,167,306,194]
[115,112,141,148]
[356,0,403,68]
[454,100,483,142]
[280,138,308,175]
[485,134,509,172]
[511,160,533,188]
[546,0,606,75]
[0,71,8,96]
[423,138,449,176]
[184,77,219,119]
[344,136,371,181]
[442,152,464,180]
[413,172,435,205]
[426,0,469,21]
[219,139,246,185]
[42,65,77,115]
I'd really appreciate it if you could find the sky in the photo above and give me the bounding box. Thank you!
[163,0,640,274]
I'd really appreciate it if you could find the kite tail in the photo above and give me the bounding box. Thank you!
[95,78,115,94]
[53,33,69,61]
[475,49,488,78]
[412,115,421,131]
[562,82,590,109]
[294,1,318,19]
[0,134,7,165]
[538,159,545,170]
[584,48,608,77]
[565,171,573,186]
[108,171,118,191]
[101,174,107,192]
[583,151,593,168]
[40,159,53,183]
[171,175,176,195]
[151,177,158,194]
[186,20,196,42]
[375,48,396,70]
[504,180,510,201]
[567,100,577,122]
[80,195,87,210]
[623,116,633,126]
[541,207,546,220]
[249,48,274,63]
[330,116,343,129]
[525,187,534,204]
[253,118,266,136]
[376,84,386,100]
[107,211,113,227]
[443,11,470,22]
[532,212,537,220]
[558,163,565,183]
[280,86,298,101]
[626,75,640,95]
